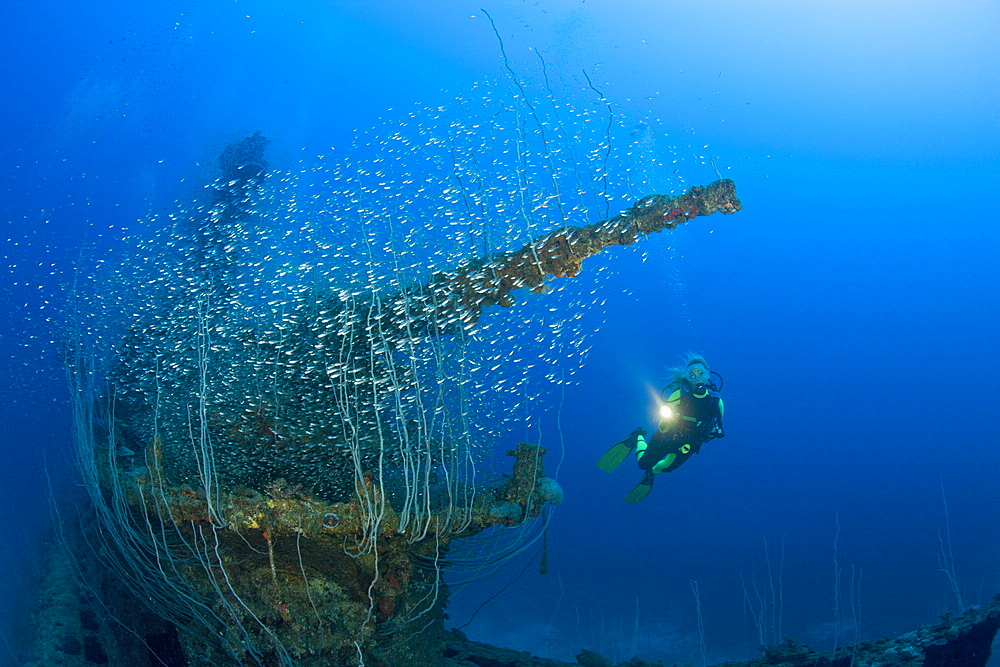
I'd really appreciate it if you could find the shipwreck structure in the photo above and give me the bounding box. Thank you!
[53,128,741,667]
[37,127,998,667]
[440,596,1000,666]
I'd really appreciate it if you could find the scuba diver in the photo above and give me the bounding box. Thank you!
[596,354,725,503]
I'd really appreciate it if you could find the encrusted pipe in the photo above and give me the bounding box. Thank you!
[392,179,742,333]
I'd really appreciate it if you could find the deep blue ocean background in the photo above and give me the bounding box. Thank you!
[2,1,998,665]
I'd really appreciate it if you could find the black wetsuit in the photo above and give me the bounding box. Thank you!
[637,384,724,473]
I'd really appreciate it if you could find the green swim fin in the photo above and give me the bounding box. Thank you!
[596,442,632,472]
[596,429,645,473]
[622,471,655,504]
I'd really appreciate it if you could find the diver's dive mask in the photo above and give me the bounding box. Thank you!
[686,362,710,396]
[686,363,708,383]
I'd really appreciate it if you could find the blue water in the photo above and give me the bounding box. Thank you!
[2,1,998,665]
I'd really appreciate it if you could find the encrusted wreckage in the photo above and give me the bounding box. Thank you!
[440,596,1000,666]
[391,176,741,333]
[53,134,741,666]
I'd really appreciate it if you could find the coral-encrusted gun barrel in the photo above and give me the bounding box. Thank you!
[391,179,742,334]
